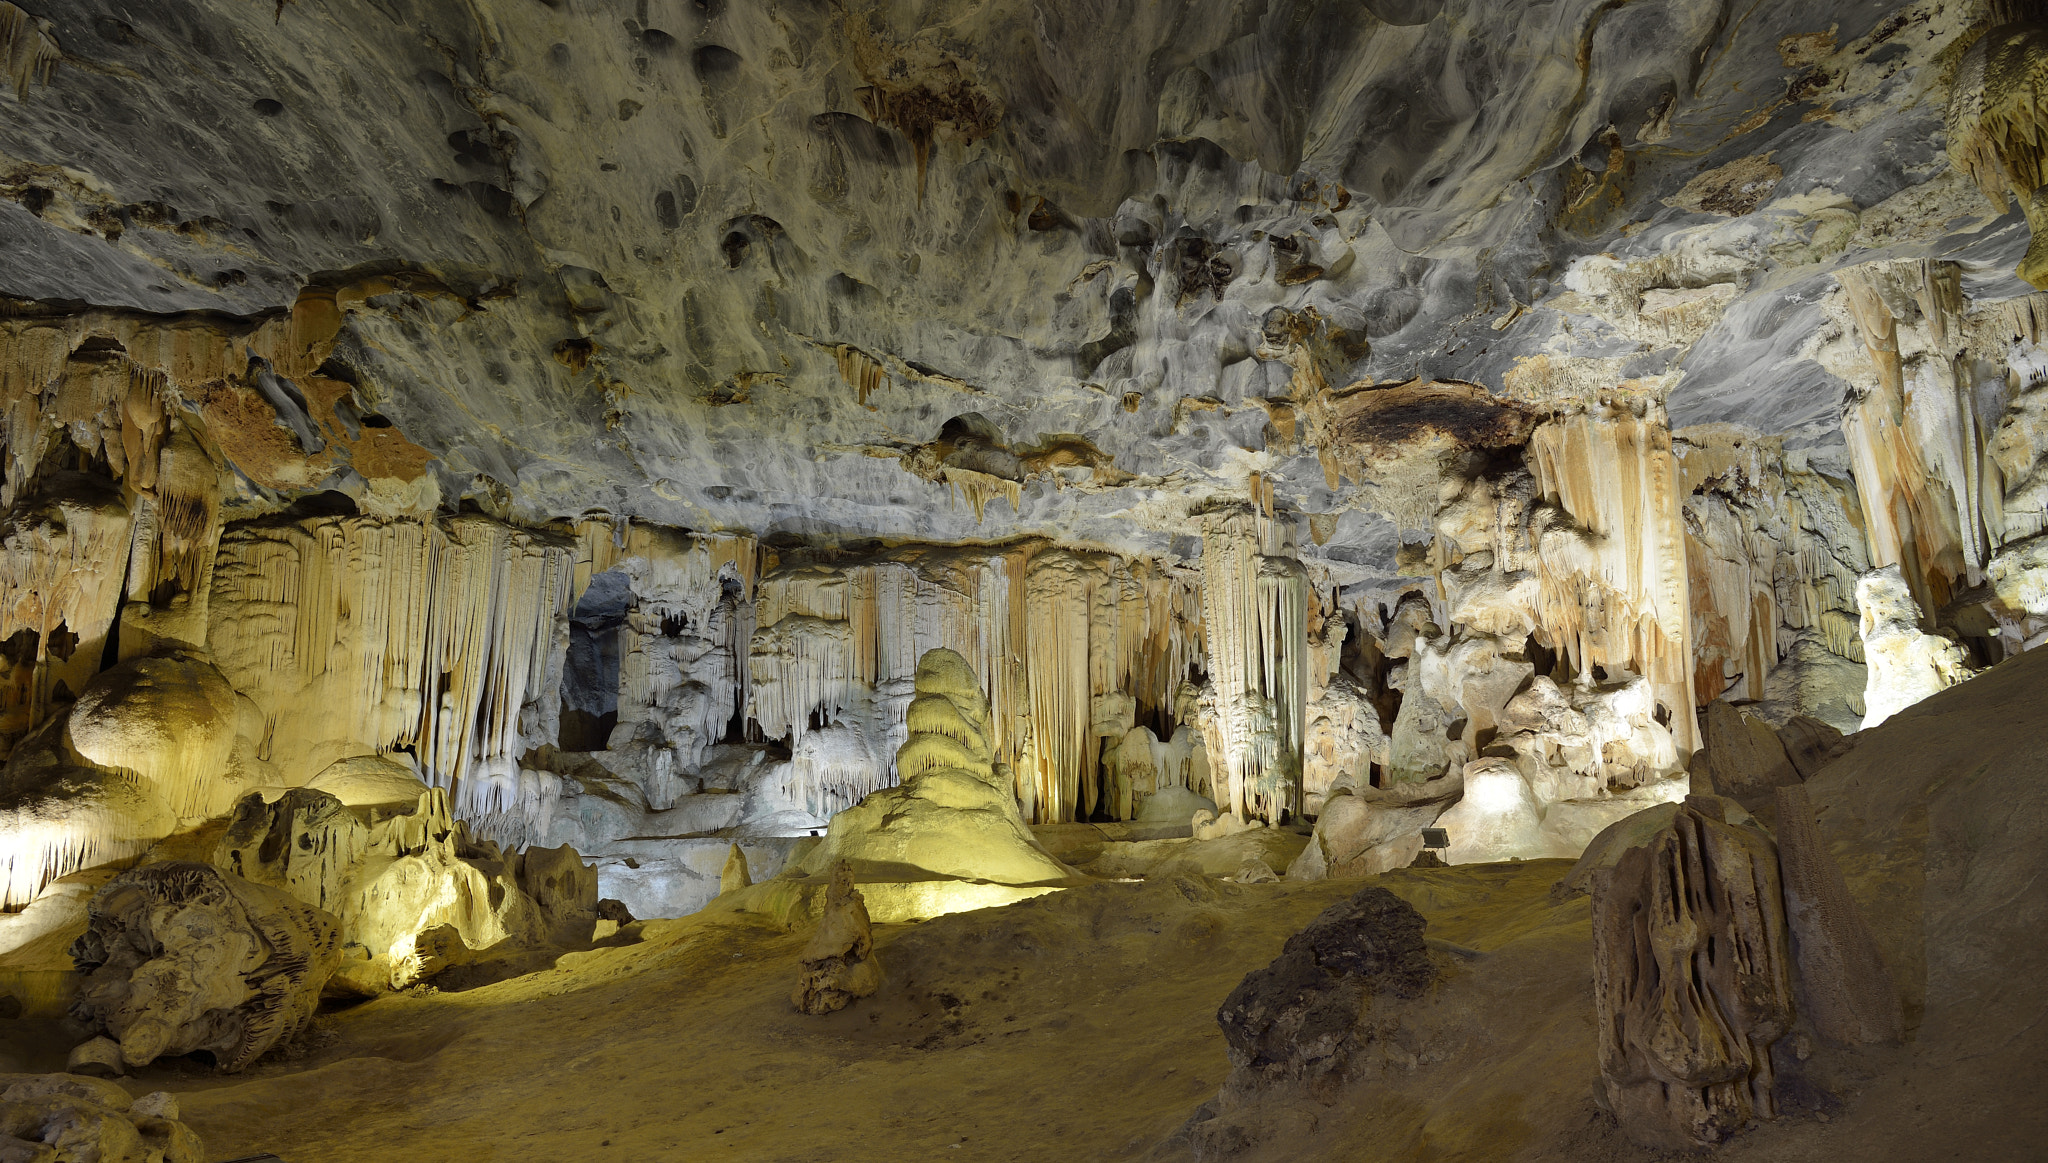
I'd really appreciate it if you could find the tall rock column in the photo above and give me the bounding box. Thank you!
[1527,401,1699,753]
[1199,509,1308,822]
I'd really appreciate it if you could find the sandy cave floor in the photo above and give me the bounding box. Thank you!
[6,649,2048,1162]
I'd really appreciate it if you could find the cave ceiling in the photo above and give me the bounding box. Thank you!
[0,0,2019,584]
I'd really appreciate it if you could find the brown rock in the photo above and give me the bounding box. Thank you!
[1774,785,1905,1045]
[1775,715,1853,780]
[1592,796,1794,1148]
[1703,701,1801,800]
[791,861,882,1015]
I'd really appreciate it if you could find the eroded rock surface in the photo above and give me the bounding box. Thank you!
[790,861,881,1016]
[67,862,342,1072]
[1591,797,1793,1149]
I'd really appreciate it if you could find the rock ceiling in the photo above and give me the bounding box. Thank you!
[2,0,2027,585]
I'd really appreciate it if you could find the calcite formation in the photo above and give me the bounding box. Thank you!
[0,1074,204,1163]
[0,0,2036,1079]
[1857,565,1974,729]
[68,862,343,1072]
[753,648,1076,922]
[790,860,881,1016]
[1590,798,1794,1149]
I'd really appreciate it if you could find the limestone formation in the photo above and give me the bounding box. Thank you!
[1773,716,1853,780]
[763,648,1075,921]
[1774,785,1905,1046]
[68,862,343,1072]
[1947,11,2048,286]
[0,0,2043,1153]
[1287,778,1457,880]
[1213,885,1432,1100]
[1857,566,1974,729]
[1591,797,1793,1149]
[719,844,752,895]
[1433,760,1575,865]
[790,861,881,1016]
[63,652,241,821]
[213,785,596,991]
[0,1073,205,1163]
[1699,700,1804,802]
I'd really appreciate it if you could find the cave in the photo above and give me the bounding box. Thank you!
[0,0,2044,1160]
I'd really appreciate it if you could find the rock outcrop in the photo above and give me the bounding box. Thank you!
[1774,785,1905,1046]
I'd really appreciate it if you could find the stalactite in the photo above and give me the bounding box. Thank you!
[207,515,575,816]
[1837,263,1975,615]
[1945,14,2048,286]
[0,478,132,747]
[0,768,174,911]
[752,547,1031,817]
[0,2,59,100]
[834,343,889,406]
[1527,403,1699,752]
[939,466,1022,521]
[750,541,1197,824]
[1199,511,1306,823]
[1024,549,1098,823]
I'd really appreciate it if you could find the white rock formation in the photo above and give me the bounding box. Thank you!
[1857,565,1974,729]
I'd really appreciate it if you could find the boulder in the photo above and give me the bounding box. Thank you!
[68,862,343,1072]
[0,1074,204,1163]
[1701,700,1801,800]
[1214,885,1433,1101]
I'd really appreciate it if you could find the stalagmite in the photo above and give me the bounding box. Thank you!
[790,861,881,1015]
[1433,759,1573,864]
[758,648,1074,922]
[0,759,175,913]
[1591,797,1793,1149]
[720,843,752,894]
[0,1074,206,1163]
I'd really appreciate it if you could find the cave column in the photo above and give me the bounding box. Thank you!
[1198,509,1307,823]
